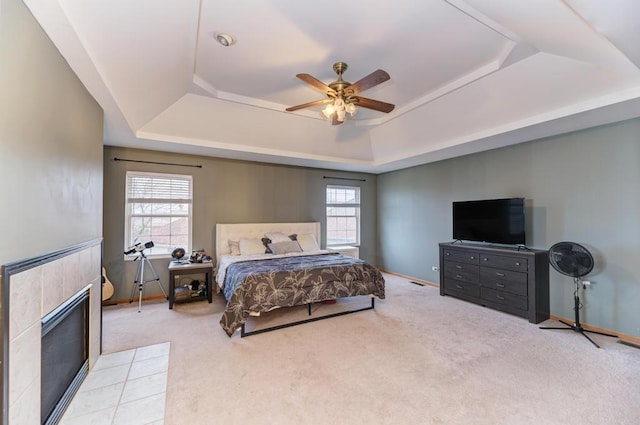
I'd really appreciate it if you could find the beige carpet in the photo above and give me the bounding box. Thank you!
[102,273,640,425]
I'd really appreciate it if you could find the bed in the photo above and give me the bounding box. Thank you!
[215,222,385,337]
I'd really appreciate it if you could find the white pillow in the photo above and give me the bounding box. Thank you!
[268,240,302,255]
[297,233,320,251]
[239,238,267,255]
[264,232,290,242]
[228,240,240,256]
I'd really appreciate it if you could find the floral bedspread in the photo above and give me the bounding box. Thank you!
[219,252,385,336]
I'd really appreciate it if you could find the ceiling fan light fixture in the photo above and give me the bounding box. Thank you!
[322,96,357,122]
[345,102,357,116]
[214,32,235,47]
[322,103,336,119]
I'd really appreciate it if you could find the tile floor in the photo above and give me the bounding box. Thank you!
[59,342,169,425]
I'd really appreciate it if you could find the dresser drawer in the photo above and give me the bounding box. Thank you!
[442,249,479,265]
[444,261,479,283]
[481,287,528,311]
[479,268,527,296]
[443,279,480,298]
[480,254,527,272]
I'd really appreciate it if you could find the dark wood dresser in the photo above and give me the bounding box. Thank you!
[439,242,550,323]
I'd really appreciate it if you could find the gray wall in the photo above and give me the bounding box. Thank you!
[103,146,377,300]
[378,118,640,338]
[0,0,104,265]
[0,0,103,405]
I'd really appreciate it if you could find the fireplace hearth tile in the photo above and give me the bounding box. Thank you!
[93,349,135,371]
[128,355,169,380]
[120,371,168,404]
[61,382,124,419]
[80,364,130,392]
[59,406,116,425]
[60,343,170,424]
[112,393,166,425]
[133,341,170,362]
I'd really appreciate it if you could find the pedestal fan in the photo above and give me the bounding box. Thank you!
[540,241,617,348]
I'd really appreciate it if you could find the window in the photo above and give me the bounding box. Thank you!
[125,172,192,258]
[326,185,360,246]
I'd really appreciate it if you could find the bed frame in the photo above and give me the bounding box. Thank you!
[215,222,377,337]
[240,298,375,337]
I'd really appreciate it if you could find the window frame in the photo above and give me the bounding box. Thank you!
[124,171,193,260]
[325,184,361,247]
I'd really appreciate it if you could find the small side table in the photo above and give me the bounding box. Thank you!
[327,245,359,259]
[168,261,214,309]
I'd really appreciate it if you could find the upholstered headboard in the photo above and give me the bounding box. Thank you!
[215,222,321,263]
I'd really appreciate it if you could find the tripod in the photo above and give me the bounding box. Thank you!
[540,277,617,348]
[129,251,167,312]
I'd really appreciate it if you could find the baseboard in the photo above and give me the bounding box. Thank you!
[379,269,439,288]
[102,293,168,306]
[379,269,640,346]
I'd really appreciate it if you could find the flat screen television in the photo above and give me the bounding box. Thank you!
[452,197,525,245]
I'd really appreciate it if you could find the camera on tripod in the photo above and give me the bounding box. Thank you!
[124,241,154,255]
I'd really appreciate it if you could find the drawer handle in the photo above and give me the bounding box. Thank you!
[455,265,463,269]
[495,283,505,288]
[496,272,505,277]
[455,284,464,289]
[496,295,505,300]
[516,262,521,266]
[446,252,450,256]
[483,258,488,261]
[455,274,463,279]
[470,256,475,260]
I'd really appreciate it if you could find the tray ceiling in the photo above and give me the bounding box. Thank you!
[24,0,640,173]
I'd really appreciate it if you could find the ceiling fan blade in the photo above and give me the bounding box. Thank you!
[296,74,335,95]
[354,96,395,113]
[285,98,333,112]
[344,69,390,96]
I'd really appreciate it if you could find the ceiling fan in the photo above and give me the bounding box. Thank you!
[285,62,395,125]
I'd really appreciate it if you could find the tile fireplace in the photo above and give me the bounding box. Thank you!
[1,239,102,425]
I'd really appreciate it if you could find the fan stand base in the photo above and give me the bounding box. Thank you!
[540,286,617,348]
[540,320,617,348]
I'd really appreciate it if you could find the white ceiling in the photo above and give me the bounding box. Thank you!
[25,0,640,173]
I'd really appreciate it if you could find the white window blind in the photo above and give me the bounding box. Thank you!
[125,172,192,257]
[326,185,360,246]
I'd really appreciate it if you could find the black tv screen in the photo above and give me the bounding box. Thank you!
[452,198,525,245]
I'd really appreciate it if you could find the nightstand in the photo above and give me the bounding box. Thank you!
[167,261,214,309]
[327,245,359,259]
